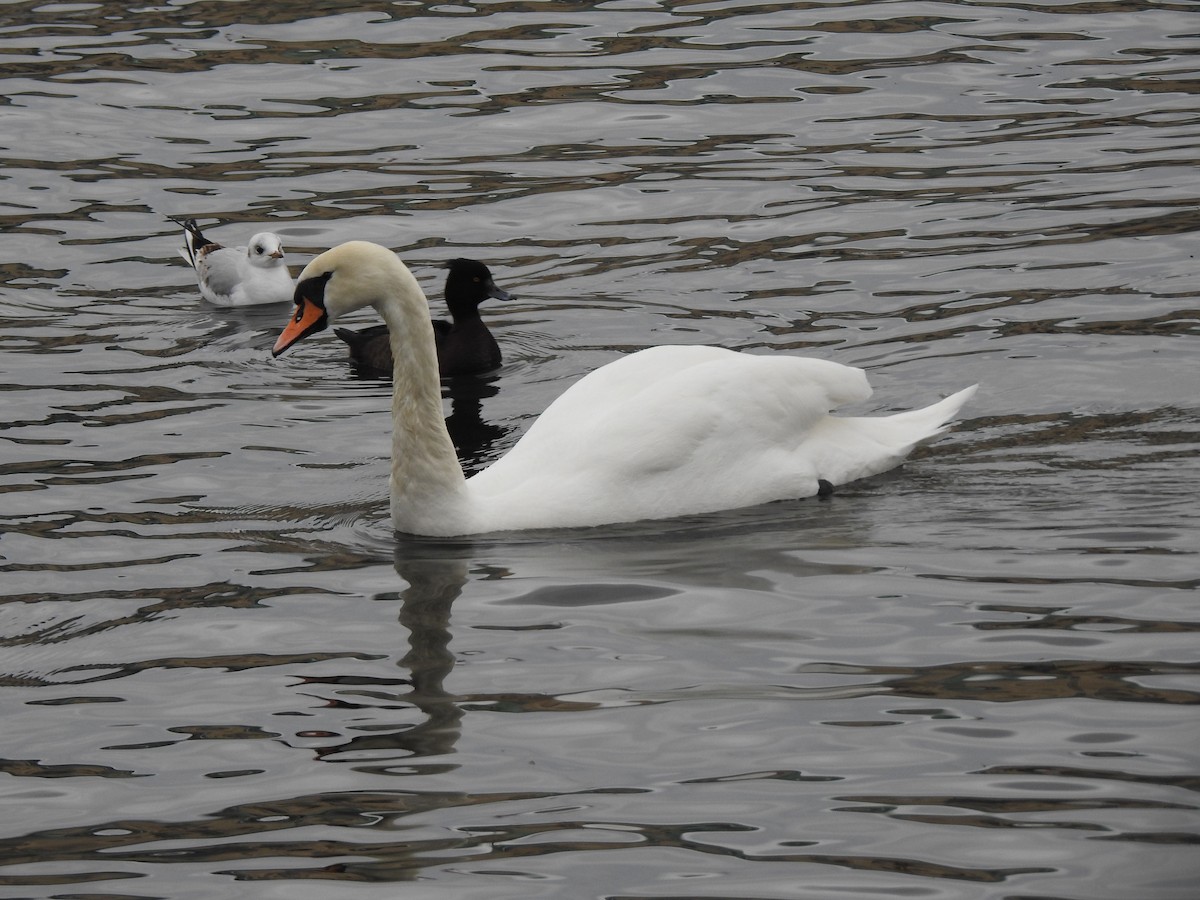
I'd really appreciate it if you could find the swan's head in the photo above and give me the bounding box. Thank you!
[273,241,421,357]
[246,232,285,266]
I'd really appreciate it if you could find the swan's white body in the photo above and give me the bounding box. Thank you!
[274,242,976,537]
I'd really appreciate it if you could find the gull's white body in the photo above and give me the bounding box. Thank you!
[278,242,977,536]
[176,219,294,307]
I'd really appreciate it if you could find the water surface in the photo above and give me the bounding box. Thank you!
[1,2,1198,898]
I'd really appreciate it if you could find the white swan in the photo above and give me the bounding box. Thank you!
[272,241,977,536]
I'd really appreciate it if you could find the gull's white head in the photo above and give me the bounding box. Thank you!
[246,232,286,267]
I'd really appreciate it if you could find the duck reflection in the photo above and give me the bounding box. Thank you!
[442,377,507,475]
[346,359,509,474]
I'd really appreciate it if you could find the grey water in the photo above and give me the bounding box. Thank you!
[1,2,1198,898]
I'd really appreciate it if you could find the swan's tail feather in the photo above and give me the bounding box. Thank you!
[877,383,978,447]
[806,384,977,485]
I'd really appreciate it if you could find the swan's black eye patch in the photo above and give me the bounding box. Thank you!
[293,270,333,308]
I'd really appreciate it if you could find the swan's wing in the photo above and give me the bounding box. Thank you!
[468,346,875,523]
[517,345,869,454]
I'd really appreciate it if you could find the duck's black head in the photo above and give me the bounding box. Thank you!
[444,258,514,317]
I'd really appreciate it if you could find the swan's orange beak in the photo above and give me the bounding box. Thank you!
[273,296,326,356]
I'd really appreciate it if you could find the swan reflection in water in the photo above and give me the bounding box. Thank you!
[300,542,472,764]
[302,538,612,765]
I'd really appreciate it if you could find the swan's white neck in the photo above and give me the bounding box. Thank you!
[375,278,473,536]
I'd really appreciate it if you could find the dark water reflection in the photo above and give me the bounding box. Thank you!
[2,1,1199,898]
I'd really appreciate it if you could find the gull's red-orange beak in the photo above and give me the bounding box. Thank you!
[272,296,326,356]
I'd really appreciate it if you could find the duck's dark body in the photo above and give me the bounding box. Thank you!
[335,258,512,376]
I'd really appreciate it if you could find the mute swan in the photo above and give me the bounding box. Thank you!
[334,258,514,376]
[172,217,294,307]
[272,241,977,536]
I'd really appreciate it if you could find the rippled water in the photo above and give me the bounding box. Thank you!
[2,2,1198,898]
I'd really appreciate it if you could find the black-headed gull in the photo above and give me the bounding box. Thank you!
[172,217,294,307]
